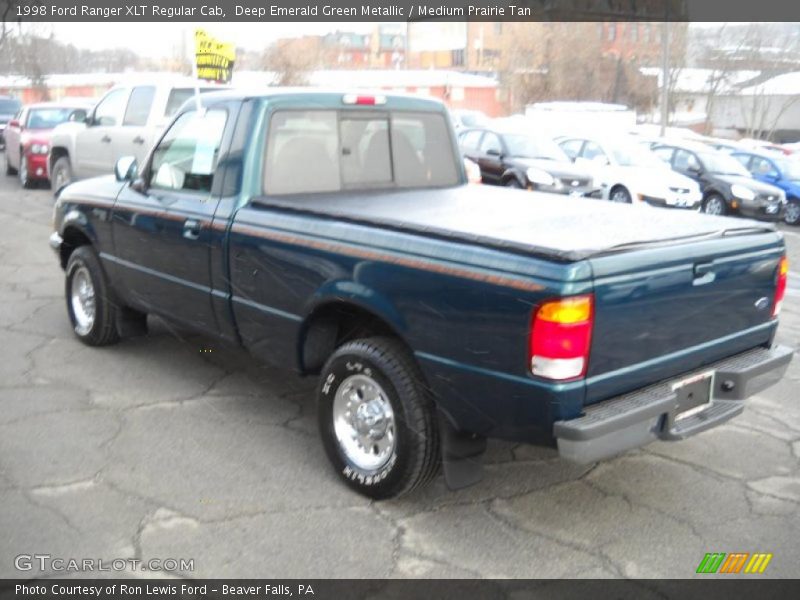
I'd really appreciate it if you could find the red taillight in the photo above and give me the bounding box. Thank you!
[529,295,594,381]
[342,94,386,106]
[773,256,788,318]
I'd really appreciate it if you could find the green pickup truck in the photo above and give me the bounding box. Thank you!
[50,90,793,498]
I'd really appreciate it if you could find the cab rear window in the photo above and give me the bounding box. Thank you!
[263,110,459,195]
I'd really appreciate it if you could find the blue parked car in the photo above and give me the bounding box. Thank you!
[732,150,800,225]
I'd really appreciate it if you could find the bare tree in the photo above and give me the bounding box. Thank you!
[261,37,322,86]
[499,22,655,113]
[695,23,800,139]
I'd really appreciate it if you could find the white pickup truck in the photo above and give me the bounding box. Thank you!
[49,77,224,189]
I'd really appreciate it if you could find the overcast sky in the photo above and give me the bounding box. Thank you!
[46,22,375,56]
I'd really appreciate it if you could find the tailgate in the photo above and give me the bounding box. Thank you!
[585,231,784,404]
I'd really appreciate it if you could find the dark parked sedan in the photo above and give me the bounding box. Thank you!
[652,141,786,220]
[458,127,595,196]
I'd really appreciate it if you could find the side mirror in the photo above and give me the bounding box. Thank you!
[486,148,502,157]
[69,109,88,124]
[688,165,703,175]
[7,119,20,129]
[114,156,138,182]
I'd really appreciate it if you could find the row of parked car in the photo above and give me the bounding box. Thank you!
[3,85,799,227]
[1,79,221,190]
[455,111,800,226]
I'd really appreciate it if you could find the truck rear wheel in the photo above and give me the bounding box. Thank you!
[317,337,440,499]
[65,246,120,346]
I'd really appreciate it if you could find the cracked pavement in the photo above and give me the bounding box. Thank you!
[0,172,798,580]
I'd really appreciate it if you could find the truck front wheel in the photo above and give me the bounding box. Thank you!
[65,246,120,346]
[317,337,440,499]
[51,156,73,191]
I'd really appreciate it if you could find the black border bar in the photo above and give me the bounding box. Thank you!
[3,579,800,600]
[3,0,800,22]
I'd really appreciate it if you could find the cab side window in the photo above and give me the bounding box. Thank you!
[123,86,156,127]
[93,88,129,127]
[149,109,227,194]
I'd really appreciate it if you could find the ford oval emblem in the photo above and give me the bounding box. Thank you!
[755,297,770,311]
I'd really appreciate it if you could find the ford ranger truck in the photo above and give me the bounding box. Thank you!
[49,91,793,499]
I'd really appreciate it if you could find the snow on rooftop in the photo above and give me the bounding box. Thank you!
[639,67,760,94]
[737,71,800,95]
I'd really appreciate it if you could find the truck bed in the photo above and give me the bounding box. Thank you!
[252,184,776,262]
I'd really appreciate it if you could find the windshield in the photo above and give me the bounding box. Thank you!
[776,157,800,181]
[611,143,665,168]
[699,152,751,176]
[0,98,21,114]
[503,134,568,161]
[25,107,75,129]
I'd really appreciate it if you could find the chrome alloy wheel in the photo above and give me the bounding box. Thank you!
[332,373,396,471]
[785,201,800,225]
[70,266,96,336]
[704,196,725,215]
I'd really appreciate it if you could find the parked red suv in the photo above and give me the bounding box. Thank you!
[4,100,92,188]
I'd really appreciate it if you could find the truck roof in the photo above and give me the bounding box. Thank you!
[197,88,448,112]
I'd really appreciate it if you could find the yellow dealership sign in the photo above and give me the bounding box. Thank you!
[194,29,235,83]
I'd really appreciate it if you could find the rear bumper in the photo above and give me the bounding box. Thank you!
[554,344,793,463]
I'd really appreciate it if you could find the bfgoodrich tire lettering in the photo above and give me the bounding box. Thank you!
[65,246,120,346]
[317,337,440,499]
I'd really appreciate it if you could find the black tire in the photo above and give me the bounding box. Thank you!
[609,185,632,203]
[703,193,727,216]
[5,151,17,176]
[317,337,440,499]
[505,177,523,189]
[19,149,31,189]
[65,246,120,346]
[51,156,73,191]
[785,200,800,226]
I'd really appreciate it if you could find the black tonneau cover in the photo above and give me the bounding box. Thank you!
[252,184,775,262]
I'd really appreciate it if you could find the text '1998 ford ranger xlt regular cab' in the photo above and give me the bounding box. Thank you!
[50,91,793,499]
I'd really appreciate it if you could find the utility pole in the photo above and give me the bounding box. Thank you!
[659,21,670,136]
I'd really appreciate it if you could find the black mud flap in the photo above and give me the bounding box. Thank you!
[116,307,148,337]
[439,414,487,490]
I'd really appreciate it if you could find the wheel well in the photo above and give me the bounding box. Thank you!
[59,226,91,269]
[50,147,69,172]
[609,184,628,195]
[299,303,404,375]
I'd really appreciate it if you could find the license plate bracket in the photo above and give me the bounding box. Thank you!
[672,371,714,421]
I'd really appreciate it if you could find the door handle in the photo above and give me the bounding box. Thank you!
[183,219,202,240]
[693,262,716,286]
[101,135,111,143]
[133,136,145,145]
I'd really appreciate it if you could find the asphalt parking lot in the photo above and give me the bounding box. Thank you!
[0,170,798,580]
